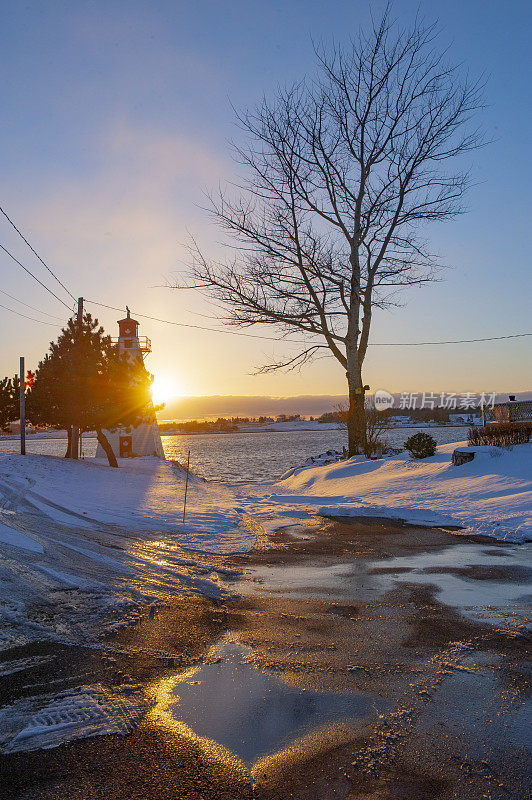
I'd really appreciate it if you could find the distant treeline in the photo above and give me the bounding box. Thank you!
[319,406,480,424]
[158,414,311,434]
[158,406,470,434]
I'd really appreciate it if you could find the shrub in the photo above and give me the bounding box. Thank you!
[468,422,532,448]
[404,432,437,459]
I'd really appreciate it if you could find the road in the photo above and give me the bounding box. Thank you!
[1,517,530,799]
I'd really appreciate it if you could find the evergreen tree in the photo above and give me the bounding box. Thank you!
[28,313,155,466]
[0,377,14,430]
[0,376,20,430]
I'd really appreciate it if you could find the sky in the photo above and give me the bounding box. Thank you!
[0,0,530,404]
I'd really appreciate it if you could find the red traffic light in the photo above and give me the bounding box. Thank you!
[25,370,35,388]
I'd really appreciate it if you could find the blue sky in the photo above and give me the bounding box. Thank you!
[0,0,530,398]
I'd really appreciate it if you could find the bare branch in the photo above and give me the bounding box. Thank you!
[171,9,484,454]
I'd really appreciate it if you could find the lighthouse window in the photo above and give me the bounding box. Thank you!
[124,339,132,348]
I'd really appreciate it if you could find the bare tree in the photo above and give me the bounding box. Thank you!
[335,400,390,458]
[184,11,483,455]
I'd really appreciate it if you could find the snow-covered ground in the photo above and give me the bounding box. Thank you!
[0,454,259,650]
[0,454,254,549]
[0,441,530,650]
[256,442,531,543]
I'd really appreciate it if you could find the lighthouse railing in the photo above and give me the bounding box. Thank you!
[111,336,152,354]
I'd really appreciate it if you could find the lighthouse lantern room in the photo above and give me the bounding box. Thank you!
[95,307,165,461]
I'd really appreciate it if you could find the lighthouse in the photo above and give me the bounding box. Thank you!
[95,308,165,461]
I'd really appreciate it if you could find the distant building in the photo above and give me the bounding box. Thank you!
[95,309,165,460]
[491,400,532,424]
[449,412,482,425]
[6,420,36,435]
[389,415,412,425]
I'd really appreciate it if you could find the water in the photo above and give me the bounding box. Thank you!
[0,426,469,482]
[150,639,378,766]
[237,541,532,627]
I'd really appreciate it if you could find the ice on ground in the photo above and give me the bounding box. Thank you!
[0,454,259,649]
[368,543,532,628]
[1,684,149,753]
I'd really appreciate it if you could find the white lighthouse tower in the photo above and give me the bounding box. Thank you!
[95,308,165,461]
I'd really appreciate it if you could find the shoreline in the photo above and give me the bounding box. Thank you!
[0,423,472,442]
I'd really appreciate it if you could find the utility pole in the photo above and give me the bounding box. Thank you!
[70,297,83,459]
[19,356,25,456]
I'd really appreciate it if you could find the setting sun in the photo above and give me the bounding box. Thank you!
[151,375,178,406]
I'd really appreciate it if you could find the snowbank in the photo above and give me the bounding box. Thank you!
[274,442,532,542]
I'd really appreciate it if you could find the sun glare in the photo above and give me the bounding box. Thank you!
[151,375,178,406]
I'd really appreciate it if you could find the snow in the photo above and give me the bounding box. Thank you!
[0,454,253,551]
[1,684,149,753]
[274,442,532,542]
[0,441,529,653]
[0,454,259,650]
[0,442,529,755]
[0,522,43,553]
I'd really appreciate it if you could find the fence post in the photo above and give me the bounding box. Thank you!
[182,450,191,523]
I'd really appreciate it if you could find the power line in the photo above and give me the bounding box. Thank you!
[0,289,65,321]
[369,333,532,346]
[0,206,526,347]
[85,299,301,342]
[0,242,73,312]
[0,204,76,303]
[84,299,532,347]
[0,301,60,327]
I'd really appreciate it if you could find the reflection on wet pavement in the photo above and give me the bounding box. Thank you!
[234,561,383,601]
[149,639,380,766]
[234,541,531,629]
[369,543,532,627]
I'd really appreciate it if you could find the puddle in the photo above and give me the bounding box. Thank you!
[369,543,532,626]
[233,543,531,628]
[149,640,379,766]
[235,561,384,601]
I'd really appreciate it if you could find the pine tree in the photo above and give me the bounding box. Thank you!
[28,313,155,466]
[0,376,20,430]
[0,377,14,430]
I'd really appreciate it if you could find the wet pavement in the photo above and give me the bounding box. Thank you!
[0,518,530,799]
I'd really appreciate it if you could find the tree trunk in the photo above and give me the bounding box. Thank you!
[96,429,118,468]
[64,426,72,458]
[71,427,79,460]
[345,293,367,456]
[346,384,367,456]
